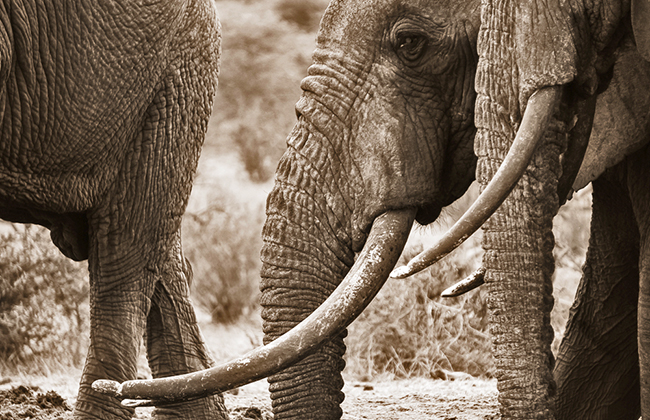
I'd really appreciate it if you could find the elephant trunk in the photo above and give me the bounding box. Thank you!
[477,109,563,420]
[259,118,415,417]
[474,2,568,418]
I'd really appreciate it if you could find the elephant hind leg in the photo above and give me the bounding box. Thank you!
[626,142,650,419]
[146,267,227,420]
[75,71,225,419]
[555,166,640,420]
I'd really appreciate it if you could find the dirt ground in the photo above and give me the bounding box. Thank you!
[0,308,498,420]
[0,376,498,420]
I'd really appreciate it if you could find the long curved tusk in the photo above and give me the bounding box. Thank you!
[391,86,563,279]
[93,208,416,406]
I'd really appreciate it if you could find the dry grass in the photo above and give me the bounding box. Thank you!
[345,234,491,380]
[0,225,89,375]
[182,195,265,325]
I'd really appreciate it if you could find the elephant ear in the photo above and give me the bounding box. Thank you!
[633,0,650,61]
[573,38,650,190]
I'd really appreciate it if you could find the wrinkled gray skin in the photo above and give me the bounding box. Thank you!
[0,2,224,419]
[476,0,650,417]
[260,0,479,418]
[552,40,650,420]
[261,0,650,418]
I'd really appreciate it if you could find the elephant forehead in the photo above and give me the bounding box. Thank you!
[319,0,453,44]
[319,0,388,42]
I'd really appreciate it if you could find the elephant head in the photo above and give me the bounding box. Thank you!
[259,0,487,416]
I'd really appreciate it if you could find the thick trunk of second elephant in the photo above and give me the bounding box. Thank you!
[476,2,564,416]
[260,121,357,419]
[476,111,563,419]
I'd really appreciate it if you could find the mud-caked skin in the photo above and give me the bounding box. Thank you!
[0,2,225,419]
[260,0,479,418]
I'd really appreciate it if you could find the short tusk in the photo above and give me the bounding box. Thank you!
[441,267,486,298]
[390,86,562,279]
[93,208,416,406]
[556,95,596,205]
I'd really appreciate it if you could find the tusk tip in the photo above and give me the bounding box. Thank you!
[440,267,486,298]
[390,265,412,279]
[440,286,463,298]
[92,380,123,397]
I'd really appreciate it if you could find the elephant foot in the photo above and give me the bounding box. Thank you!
[151,394,228,420]
[73,384,134,420]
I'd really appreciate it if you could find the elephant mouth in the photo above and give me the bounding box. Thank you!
[90,85,566,406]
[415,205,442,226]
[391,86,564,278]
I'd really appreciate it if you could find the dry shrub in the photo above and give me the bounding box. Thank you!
[345,233,493,380]
[182,201,264,325]
[274,0,329,32]
[212,2,316,183]
[0,225,89,373]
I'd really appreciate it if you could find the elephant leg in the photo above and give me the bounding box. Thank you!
[262,294,347,419]
[555,167,640,420]
[145,236,227,420]
[73,248,146,420]
[74,74,225,419]
[626,143,650,418]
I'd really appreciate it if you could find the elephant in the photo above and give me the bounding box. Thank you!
[469,0,650,416]
[90,0,650,419]
[259,0,481,417]
[0,1,224,419]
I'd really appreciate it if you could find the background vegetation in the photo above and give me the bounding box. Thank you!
[0,0,590,384]
[0,226,89,374]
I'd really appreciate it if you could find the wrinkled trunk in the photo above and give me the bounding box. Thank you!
[475,1,567,417]
[260,117,356,419]
[476,97,563,419]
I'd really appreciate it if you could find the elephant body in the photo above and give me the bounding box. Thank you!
[0,2,225,419]
[552,34,650,420]
[260,0,479,418]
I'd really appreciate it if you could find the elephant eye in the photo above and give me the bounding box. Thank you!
[395,33,428,64]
